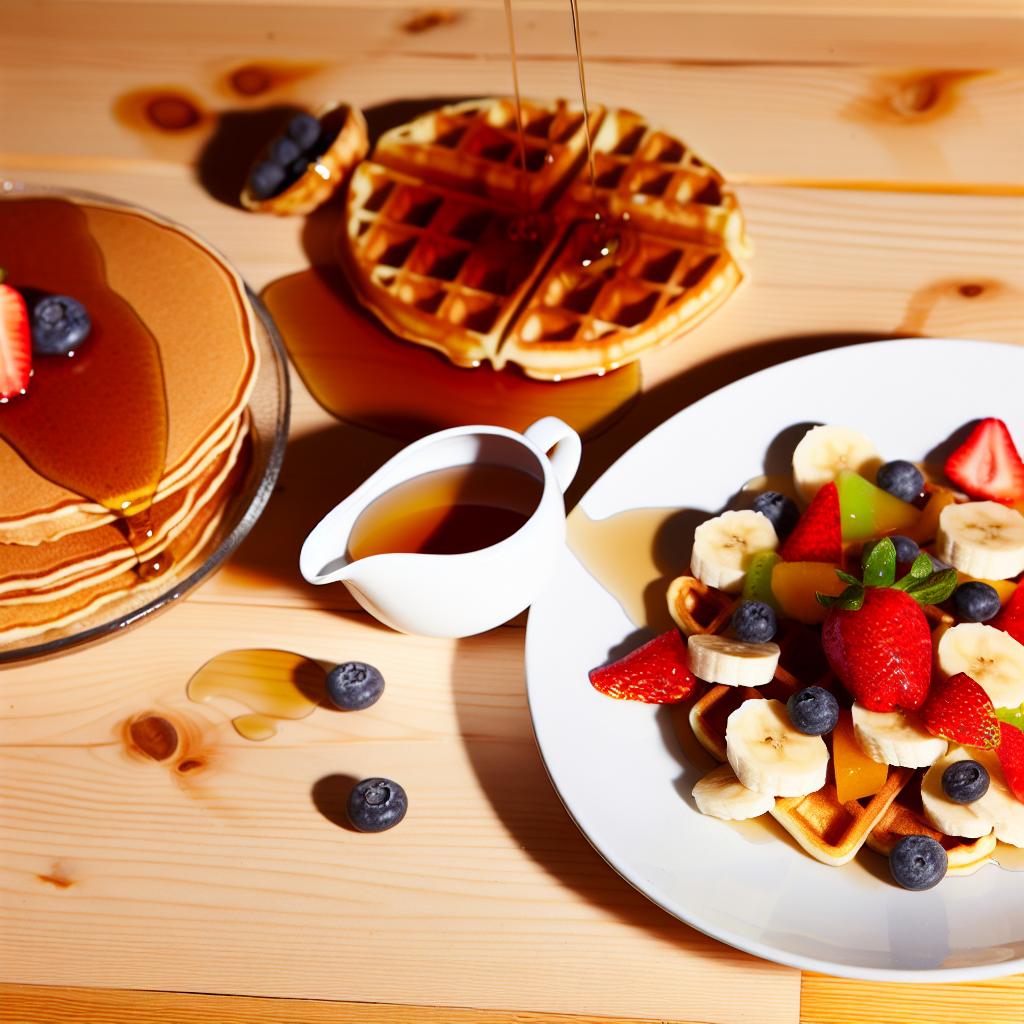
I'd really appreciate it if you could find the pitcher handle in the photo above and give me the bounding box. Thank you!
[524,417,582,494]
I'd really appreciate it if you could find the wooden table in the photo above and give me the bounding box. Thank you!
[2,2,1023,1022]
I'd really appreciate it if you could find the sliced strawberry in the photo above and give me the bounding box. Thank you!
[991,583,1024,646]
[921,672,1001,748]
[0,274,31,401]
[780,481,841,563]
[944,418,1024,504]
[589,629,697,704]
[996,720,1024,803]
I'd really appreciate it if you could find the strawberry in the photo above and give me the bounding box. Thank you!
[589,629,697,704]
[0,269,31,401]
[991,583,1024,646]
[780,481,841,563]
[996,720,1024,803]
[817,538,958,711]
[921,672,1001,748]
[944,417,1024,504]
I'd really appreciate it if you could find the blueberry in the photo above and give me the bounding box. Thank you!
[248,159,286,199]
[347,777,407,832]
[952,582,1001,623]
[326,661,385,710]
[270,136,301,166]
[941,759,990,804]
[289,157,311,180]
[888,534,920,564]
[286,112,322,151]
[876,460,924,503]
[889,834,947,891]
[786,686,839,736]
[731,600,777,643]
[30,295,91,356]
[752,490,799,541]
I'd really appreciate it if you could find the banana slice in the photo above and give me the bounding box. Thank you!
[690,510,778,593]
[791,424,881,504]
[936,501,1024,580]
[922,746,1024,847]
[851,703,948,768]
[936,623,1024,708]
[726,698,829,797]
[692,763,776,820]
[687,634,781,687]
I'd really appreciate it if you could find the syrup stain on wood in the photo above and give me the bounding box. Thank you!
[401,9,459,34]
[128,714,179,762]
[845,69,989,126]
[114,88,210,134]
[36,864,73,889]
[220,61,324,98]
[898,276,1006,335]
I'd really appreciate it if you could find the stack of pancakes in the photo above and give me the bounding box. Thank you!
[0,196,258,647]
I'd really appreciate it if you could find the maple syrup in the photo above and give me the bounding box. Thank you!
[261,267,639,440]
[186,649,326,741]
[348,463,541,560]
[503,0,530,216]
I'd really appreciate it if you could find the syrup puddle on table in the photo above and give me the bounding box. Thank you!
[186,649,326,740]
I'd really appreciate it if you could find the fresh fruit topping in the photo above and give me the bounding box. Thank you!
[249,159,287,200]
[889,834,947,891]
[941,759,990,804]
[690,509,778,593]
[851,704,947,768]
[921,748,998,839]
[271,135,301,167]
[903,487,957,544]
[687,633,780,687]
[289,156,311,178]
[952,581,1002,623]
[992,583,1024,645]
[731,600,777,643]
[741,550,780,611]
[589,629,697,703]
[997,721,1024,803]
[957,574,1016,606]
[997,705,1024,732]
[347,777,408,832]
[287,112,322,150]
[832,710,889,803]
[771,560,844,624]
[876,460,925,503]
[779,481,841,563]
[725,698,829,797]
[921,672,1001,749]
[786,686,839,736]
[791,424,880,505]
[936,623,1024,708]
[326,661,385,710]
[888,534,921,564]
[936,500,1024,581]
[751,491,799,541]
[836,471,919,542]
[944,417,1024,504]
[818,540,957,711]
[0,269,31,401]
[29,294,91,356]
[691,763,776,820]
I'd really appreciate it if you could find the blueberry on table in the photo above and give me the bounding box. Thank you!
[751,490,799,541]
[30,294,91,356]
[952,581,1001,623]
[786,686,839,736]
[347,777,408,832]
[888,534,920,564]
[287,112,322,151]
[326,661,385,710]
[941,759,990,804]
[731,600,777,643]
[876,460,924,503]
[270,136,301,167]
[248,160,287,199]
[889,834,947,890]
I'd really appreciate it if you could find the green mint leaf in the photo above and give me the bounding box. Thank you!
[836,570,861,586]
[863,537,897,588]
[906,568,958,607]
[817,582,865,611]
[995,705,1024,734]
[907,553,934,580]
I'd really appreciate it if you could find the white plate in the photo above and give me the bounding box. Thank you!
[525,339,1024,982]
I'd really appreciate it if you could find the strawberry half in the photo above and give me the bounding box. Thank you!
[0,270,31,401]
[944,418,1024,504]
[589,629,697,704]
[780,481,841,563]
[991,583,1024,646]
[996,720,1024,803]
[921,672,1001,748]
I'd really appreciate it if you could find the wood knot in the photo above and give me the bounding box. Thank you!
[176,758,205,774]
[958,283,984,298]
[892,77,940,116]
[128,714,180,761]
[144,95,202,132]
[401,8,458,34]
[229,65,273,96]
[37,864,73,889]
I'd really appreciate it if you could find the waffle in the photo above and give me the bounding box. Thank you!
[339,98,748,380]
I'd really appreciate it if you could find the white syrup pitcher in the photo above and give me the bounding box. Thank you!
[299,417,581,637]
